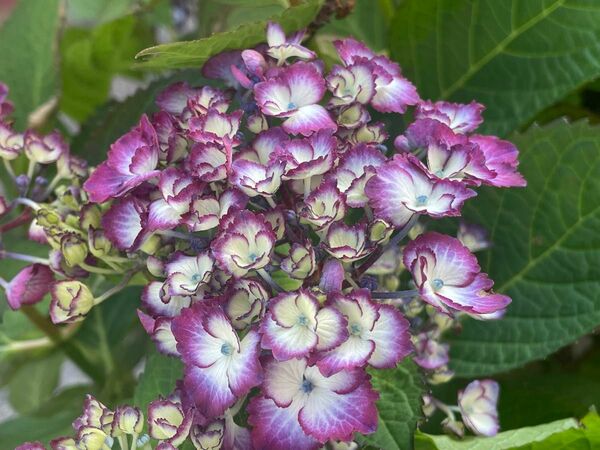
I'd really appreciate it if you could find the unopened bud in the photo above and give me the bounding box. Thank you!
[114,405,144,435]
[50,280,94,324]
[88,229,112,258]
[61,233,88,267]
[80,204,102,230]
[280,242,316,280]
[140,234,161,255]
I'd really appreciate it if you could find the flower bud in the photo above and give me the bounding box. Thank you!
[429,366,455,385]
[61,233,88,267]
[422,395,436,417]
[24,130,67,164]
[140,234,162,255]
[441,417,464,438]
[5,264,54,310]
[50,280,94,324]
[280,242,316,280]
[146,255,165,277]
[247,113,268,134]
[368,219,393,245]
[148,398,193,446]
[80,204,102,230]
[457,221,491,253]
[319,259,344,294]
[458,379,499,436]
[224,278,268,329]
[36,208,62,228]
[0,123,23,160]
[50,436,78,450]
[73,395,113,433]
[76,426,112,450]
[323,222,371,262]
[190,420,225,450]
[264,208,285,241]
[114,405,144,435]
[88,229,113,259]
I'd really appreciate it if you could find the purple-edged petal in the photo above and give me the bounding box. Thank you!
[282,104,336,136]
[102,196,149,251]
[416,100,484,134]
[364,304,412,368]
[470,135,526,188]
[226,329,263,397]
[298,379,378,443]
[248,396,319,450]
[5,264,54,310]
[458,379,500,437]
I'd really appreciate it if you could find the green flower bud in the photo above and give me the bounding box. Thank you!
[50,280,94,324]
[140,234,161,255]
[76,426,112,450]
[36,208,61,228]
[61,233,88,267]
[114,405,144,435]
[368,219,393,245]
[280,242,316,280]
[88,229,112,259]
[80,204,102,230]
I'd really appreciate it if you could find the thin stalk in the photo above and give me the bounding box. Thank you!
[41,173,63,199]
[94,271,135,305]
[266,197,277,209]
[257,268,282,293]
[0,250,49,265]
[78,262,118,275]
[303,177,312,199]
[14,197,41,211]
[3,159,15,180]
[0,336,53,354]
[344,273,360,290]
[21,306,102,384]
[370,289,419,300]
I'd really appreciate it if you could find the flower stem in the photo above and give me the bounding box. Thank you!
[303,177,312,199]
[257,268,282,293]
[14,197,41,211]
[78,262,119,275]
[370,289,419,300]
[266,196,277,209]
[20,306,102,384]
[94,271,135,305]
[0,250,49,265]
[3,159,15,180]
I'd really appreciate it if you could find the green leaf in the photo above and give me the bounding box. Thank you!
[0,0,61,128]
[71,71,201,164]
[134,0,323,69]
[415,416,579,450]
[448,119,600,376]
[67,0,138,25]
[133,349,183,412]
[358,360,424,450]
[8,351,63,414]
[0,409,76,448]
[60,16,153,121]
[390,0,600,136]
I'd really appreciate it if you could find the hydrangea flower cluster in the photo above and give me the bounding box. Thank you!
[2,22,524,450]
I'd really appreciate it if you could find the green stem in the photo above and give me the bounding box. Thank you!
[79,262,119,275]
[94,271,135,305]
[21,306,103,384]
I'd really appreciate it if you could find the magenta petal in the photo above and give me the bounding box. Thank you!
[248,396,319,450]
[282,105,336,136]
[226,329,263,397]
[6,264,54,310]
[183,364,237,418]
[102,196,149,251]
[298,380,379,443]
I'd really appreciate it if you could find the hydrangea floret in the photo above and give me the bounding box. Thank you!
[1,21,525,450]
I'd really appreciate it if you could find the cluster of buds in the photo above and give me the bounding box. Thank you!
[5,21,526,450]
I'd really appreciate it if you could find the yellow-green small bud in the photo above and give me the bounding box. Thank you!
[88,229,112,258]
[140,234,161,255]
[80,204,102,230]
[36,208,61,228]
[369,219,393,245]
[61,233,88,267]
[50,280,94,324]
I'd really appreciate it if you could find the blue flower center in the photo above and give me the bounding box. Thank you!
[221,343,233,356]
[301,379,313,393]
[416,195,428,206]
[432,278,444,291]
[297,315,309,326]
[343,88,353,96]
[350,323,362,335]
[287,102,297,110]
[248,253,258,262]
[191,273,202,283]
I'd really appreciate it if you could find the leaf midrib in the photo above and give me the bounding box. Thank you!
[440,0,566,99]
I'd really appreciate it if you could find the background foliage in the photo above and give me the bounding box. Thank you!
[0,0,599,449]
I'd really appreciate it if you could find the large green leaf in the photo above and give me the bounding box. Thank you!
[7,351,63,415]
[60,16,153,121]
[0,410,76,448]
[448,119,600,376]
[133,350,183,412]
[390,0,600,136]
[415,417,577,450]
[358,360,424,450]
[0,0,61,128]
[134,0,323,69]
